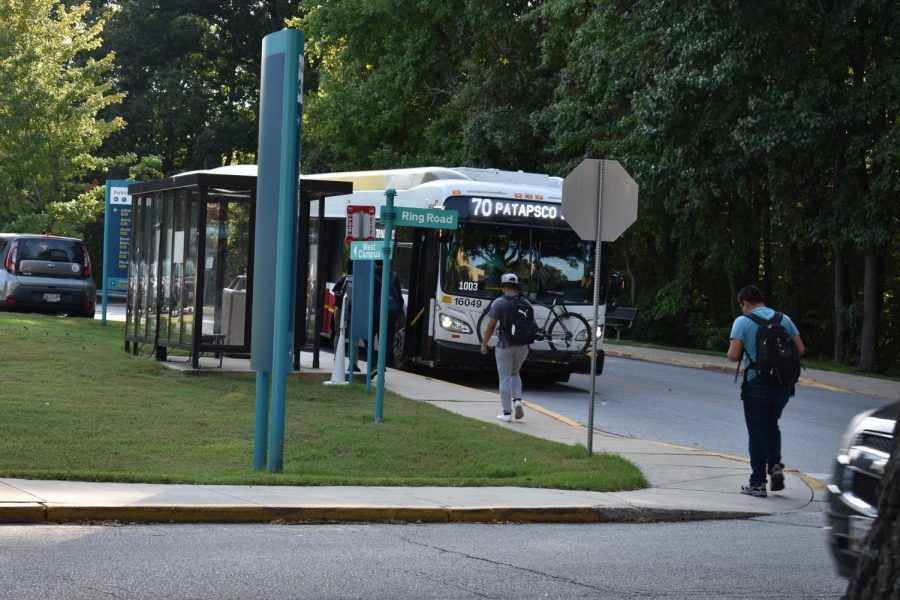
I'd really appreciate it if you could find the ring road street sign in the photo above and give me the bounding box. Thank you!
[386,206,458,230]
[350,241,386,261]
[562,159,638,242]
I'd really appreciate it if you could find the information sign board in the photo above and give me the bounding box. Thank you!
[104,179,137,293]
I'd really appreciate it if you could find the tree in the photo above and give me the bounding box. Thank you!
[292,0,552,173]
[95,0,300,175]
[844,401,900,599]
[0,0,124,223]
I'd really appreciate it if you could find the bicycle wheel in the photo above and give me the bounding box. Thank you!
[547,312,591,353]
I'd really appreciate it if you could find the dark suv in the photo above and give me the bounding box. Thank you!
[826,401,898,577]
[0,233,97,318]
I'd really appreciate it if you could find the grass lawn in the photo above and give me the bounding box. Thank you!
[0,313,646,491]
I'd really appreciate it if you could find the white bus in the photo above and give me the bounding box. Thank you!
[308,166,620,381]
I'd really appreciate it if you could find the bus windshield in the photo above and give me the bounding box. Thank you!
[441,223,598,305]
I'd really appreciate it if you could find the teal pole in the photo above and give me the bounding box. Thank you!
[268,31,304,472]
[374,189,396,422]
[100,185,110,325]
[348,294,356,385]
[253,372,270,470]
[366,260,375,393]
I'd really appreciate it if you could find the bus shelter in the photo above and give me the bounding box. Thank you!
[125,170,351,368]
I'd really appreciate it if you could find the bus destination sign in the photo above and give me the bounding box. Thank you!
[445,197,565,224]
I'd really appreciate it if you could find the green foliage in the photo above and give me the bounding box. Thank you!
[0,0,124,223]
[95,0,300,175]
[292,0,553,172]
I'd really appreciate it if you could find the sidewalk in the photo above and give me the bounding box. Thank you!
[4,344,895,525]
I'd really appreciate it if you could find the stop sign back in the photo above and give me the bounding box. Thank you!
[562,159,638,241]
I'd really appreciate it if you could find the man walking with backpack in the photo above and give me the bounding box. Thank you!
[727,285,805,497]
[481,273,535,422]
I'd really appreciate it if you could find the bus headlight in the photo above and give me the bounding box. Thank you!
[439,314,473,334]
[575,324,604,341]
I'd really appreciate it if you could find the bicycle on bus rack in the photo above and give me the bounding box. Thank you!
[477,290,591,353]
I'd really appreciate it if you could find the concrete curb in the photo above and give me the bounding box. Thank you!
[1,504,768,525]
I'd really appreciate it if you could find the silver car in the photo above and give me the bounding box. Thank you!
[826,401,897,576]
[0,233,97,318]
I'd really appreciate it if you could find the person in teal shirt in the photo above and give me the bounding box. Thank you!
[727,285,805,498]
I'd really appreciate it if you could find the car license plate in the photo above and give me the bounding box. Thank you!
[43,293,61,303]
[848,515,874,551]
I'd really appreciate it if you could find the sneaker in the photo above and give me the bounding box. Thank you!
[769,464,785,492]
[741,483,767,497]
[497,413,512,423]
[513,400,524,420]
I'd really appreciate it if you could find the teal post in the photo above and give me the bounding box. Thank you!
[366,260,375,393]
[348,299,356,384]
[101,192,110,325]
[251,28,304,472]
[253,372,269,470]
[267,28,304,472]
[374,189,396,422]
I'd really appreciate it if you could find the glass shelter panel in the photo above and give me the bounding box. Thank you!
[183,191,199,343]
[201,194,251,347]
[159,191,174,341]
[304,216,319,346]
[168,190,186,343]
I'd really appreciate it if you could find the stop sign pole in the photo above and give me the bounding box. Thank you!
[562,159,638,455]
[588,167,604,455]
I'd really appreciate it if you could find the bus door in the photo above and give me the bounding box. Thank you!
[405,227,439,361]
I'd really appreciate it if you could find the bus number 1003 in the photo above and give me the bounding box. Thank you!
[458,281,479,292]
[453,296,483,308]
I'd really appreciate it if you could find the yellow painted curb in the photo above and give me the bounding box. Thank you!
[798,472,826,490]
[447,506,600,523]
[522,401,586,430]
[45,505,452,524]
[0,503,45,523]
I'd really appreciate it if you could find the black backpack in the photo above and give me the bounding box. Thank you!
[501,294,536,345]
[744,312,801,387]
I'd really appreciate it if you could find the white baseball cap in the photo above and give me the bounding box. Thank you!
[500,273,520,286]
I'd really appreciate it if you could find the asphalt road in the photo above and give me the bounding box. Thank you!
[444,356,895,481]
[0,515,846,599]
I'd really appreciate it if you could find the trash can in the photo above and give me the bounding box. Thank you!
[222,275,247,346]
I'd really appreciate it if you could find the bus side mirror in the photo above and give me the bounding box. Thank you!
[609,273,625,311]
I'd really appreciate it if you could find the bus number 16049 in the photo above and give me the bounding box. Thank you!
[452,296,483,309]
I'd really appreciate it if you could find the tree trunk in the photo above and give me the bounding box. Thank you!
[843,402,900,599]
[833,244,846,363]
[858,248,877,372]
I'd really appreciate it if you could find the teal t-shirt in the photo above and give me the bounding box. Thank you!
[730,307,800,381]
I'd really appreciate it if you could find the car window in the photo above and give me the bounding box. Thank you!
[17,239,83,263]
